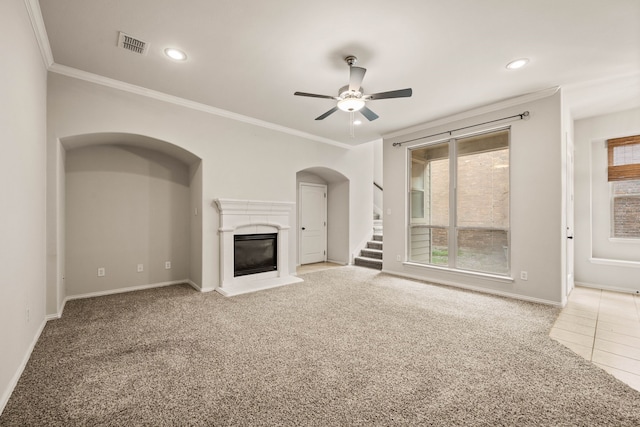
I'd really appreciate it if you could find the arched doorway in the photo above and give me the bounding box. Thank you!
[296,167,350,266]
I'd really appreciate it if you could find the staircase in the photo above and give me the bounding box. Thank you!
[354,219,383,270]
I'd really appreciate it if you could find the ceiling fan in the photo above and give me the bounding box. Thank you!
[294,56,412,122]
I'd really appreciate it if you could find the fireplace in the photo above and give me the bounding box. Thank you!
[214,198,303,296]
[234,233,277,277]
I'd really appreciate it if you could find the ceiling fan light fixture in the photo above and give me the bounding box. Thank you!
[294,55,412,123]
[338,98,365,112]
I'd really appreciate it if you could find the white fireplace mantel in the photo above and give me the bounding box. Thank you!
[214,198,303,296]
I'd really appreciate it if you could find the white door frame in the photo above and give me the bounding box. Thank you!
[298,182,327,265]
[566,132,575,296]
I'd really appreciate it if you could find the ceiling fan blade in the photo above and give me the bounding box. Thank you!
[315,107,339,120]
[366,88,413,100]
[360,106,379,121]
[349,66,366,92]
[294,91,337,100]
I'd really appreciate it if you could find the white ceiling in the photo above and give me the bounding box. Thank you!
[38,0,640,146]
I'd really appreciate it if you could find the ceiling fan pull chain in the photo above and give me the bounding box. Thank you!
[350,111,355,138]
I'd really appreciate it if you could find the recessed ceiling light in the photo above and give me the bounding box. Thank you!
[506,58,529,70]
[164,48,187,61]
[353,119,362,125]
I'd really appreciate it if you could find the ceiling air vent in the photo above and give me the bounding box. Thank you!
[117,31,149,55]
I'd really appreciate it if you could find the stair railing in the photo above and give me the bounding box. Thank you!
[373,181,383,220]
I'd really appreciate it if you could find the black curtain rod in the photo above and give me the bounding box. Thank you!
[392,111,530,147]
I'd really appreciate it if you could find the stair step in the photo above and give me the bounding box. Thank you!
[372,234,383,242]
[354,256,382,270]
[361,248,382,259]
[367,240,383,250]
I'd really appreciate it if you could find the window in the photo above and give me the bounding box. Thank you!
[608,134,640,239]
[409,129,509,275]
[410,142,449,266]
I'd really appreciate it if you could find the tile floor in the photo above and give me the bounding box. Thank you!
[550,286,640,392]
[296,262,343,275]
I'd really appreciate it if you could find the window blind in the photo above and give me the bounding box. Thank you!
[607,134,640,182]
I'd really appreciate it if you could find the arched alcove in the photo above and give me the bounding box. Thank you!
[296,167,350,265]
[54,132,203,304]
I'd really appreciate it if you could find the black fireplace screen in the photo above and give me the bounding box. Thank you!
[234,233,277,277]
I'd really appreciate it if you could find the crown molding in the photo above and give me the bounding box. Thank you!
[384,86,560,140]
[24,0,53,68]
[48,63,353,150]
[24,0,351,150]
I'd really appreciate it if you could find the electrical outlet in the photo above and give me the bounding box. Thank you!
[165,261,171,269]
[26,308,30,322]
[97,267,105,277]
[396,255,401,262]
[520,271,528,281]
[137,264,144,273]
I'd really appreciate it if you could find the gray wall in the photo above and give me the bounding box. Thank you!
[384,91,565,305]
[574,107,640,291]
[0,0,48,412]
[65,145,192,295]
[373,139,383,217]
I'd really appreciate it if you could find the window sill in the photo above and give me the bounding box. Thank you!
[402,261,515,284]
[589,257,640,268]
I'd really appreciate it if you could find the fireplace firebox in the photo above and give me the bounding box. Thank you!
[234,233,277,277]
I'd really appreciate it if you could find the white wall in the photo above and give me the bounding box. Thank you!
[574,107,640,291]
[384,91,564,305]
[65,145,192,296]
[373,139,383,217]
[190,161,203,287]
[47,72,373,301]
[0,0,48,413]
[46,140,65,315]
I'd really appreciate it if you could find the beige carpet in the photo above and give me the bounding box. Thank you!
[2,266,640,426]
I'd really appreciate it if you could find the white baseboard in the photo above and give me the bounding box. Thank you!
[186,280,215,293]
[575,281,640,295]
[65,279,191,303]
[0,318,47,415]
[381,269,563,307]
[186,280,201,292]
[45,297,66,321]
[48,280,207,320]
[48,280,191,320]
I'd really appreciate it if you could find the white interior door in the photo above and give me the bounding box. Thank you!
[299,183,327,265]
